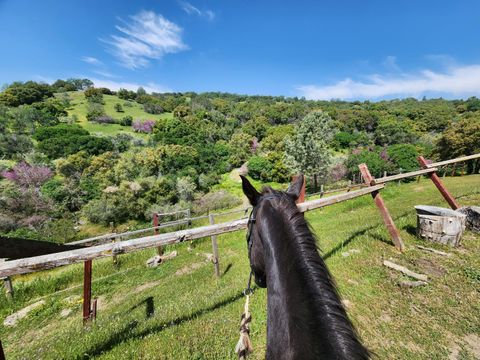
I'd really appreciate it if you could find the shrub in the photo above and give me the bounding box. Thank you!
[2,162,53,188]
[93,115,115,124]
[119,115,133,126]
[193,190,242,214]
[114,103,124,112]
[143,102,163,114]
[248,155,273,181]
[387,144,419,174]
[132,119,156,133]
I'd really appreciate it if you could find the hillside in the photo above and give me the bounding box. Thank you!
[1,175,479,359]
[65,91,173,138]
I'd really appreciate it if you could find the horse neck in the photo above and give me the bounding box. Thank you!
[260,205,369,360]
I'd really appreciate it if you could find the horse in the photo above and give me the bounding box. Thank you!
[240,174,370,360]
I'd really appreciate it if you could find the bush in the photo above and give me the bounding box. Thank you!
[114,103,124,112]
[93,115,115,124]
[248,155,273,181]
[143,102,163,114]
[193,190,242,214]
[387,144,419,174]
[119,115,133,126]
[86,102,105,121]
[132,119,156,133]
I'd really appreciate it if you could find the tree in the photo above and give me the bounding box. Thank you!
[114,103,124,112]
[387,144,419,174]
[374,117,418,145]
[436,116,480,170]
[284,110,335,180]
[228,132,256,167]
[0,81,54,107]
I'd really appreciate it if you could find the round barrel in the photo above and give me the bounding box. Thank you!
[414,206,466,247]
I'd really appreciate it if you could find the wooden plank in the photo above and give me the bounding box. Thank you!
[209,214,220,278]
[415,245,451,257]
[383,260,428,282]
[358,164,405,252]
[297,184,384,212]
[0,185,385,278]
[426,153,480,168]
[418,156,460,210]
[372,167,438,185]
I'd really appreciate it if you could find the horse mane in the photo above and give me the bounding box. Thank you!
[259,186,371,359]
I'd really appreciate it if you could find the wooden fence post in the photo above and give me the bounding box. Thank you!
[417,156,459,210]
[358,164,405,252]
[3,277,13,299]
[209,214,220,278]
[83,260,94,325]
[0,339,5,360]
[153,213,164,256]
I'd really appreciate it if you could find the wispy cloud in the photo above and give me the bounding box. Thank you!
[297,63,480,100]
[103,10,187,69]
[92,69,117,78]
[81,56,103,66]
[90,78,171,94]
[179,1,215,20]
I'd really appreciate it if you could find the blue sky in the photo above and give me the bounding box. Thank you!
[1,0,480,100]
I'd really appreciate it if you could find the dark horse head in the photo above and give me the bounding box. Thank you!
[240,174,370,360]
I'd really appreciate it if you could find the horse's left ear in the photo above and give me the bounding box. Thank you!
[240,175,261,206]
[287,174,304,201]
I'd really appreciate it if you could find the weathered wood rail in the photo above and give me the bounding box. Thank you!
[0,184,384,278]
[425,153,480,168]
[70,207,252,247]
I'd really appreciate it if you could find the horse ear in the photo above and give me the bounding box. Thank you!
[287,174,305,201]
[240,175,261,206]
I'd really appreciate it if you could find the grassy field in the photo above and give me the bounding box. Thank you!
[65,91,173,138]
[1,175,479,359]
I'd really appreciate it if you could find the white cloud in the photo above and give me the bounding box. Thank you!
[297,64,480,100]
[104,10,187,69]
[382,55,400,72]
[90,78,171,94]
[82,56,103,66]
[180,1,215,20]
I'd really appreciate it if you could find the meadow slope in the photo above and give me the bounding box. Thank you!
[1,175,479,359]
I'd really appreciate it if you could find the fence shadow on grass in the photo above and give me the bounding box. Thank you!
[82,290,246,358]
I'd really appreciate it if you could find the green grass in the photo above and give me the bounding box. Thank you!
[1,175,480,359]
[65,91,173,138]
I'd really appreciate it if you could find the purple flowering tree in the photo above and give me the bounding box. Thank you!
[132,119,156,133]
[2,162,53,188]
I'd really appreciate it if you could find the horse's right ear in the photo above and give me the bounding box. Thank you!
[240,175,261,206]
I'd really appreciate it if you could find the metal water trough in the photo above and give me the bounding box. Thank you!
[415,205,466,247]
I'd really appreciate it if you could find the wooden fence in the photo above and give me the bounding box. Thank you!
[0,152,478,351]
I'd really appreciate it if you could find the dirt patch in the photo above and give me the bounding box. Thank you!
[175,262,204,276]
[135,280,162,293]
[463,334,480,358]
[4,300,45,326]
[448,343,460,360]
[414,258,447,278]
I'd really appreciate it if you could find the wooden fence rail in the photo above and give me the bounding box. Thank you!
[0,184,384,278]
[372,168,438,185]
[70,207,252,247]
[425,153,480,168]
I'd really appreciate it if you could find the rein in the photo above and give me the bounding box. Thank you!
[235,196,275,359]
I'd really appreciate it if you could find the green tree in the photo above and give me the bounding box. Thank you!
[228,132,255,167]
[387,144,419,174]
[285,110,335,179]
[436,116,480,172]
